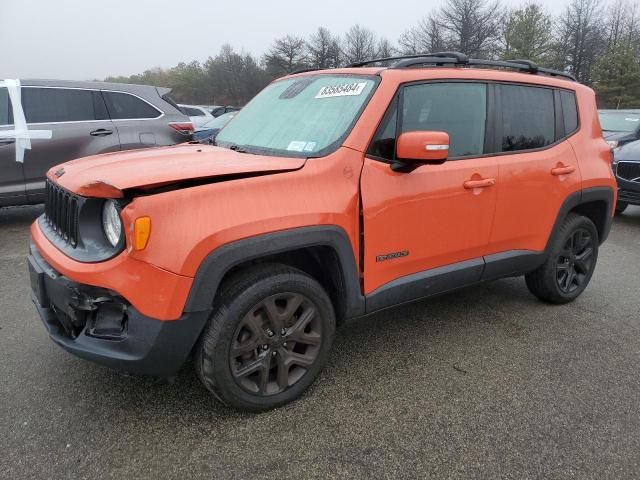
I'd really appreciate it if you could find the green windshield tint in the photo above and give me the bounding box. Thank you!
[216,75,376,156]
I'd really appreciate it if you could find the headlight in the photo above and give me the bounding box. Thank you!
[606,140,619,149]
[102,200,122,247]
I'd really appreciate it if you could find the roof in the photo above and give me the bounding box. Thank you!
[18,79,170,96]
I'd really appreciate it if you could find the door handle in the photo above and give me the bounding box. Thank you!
[551,165,575,176]
[90,129,113,137]
[463,177,496,189]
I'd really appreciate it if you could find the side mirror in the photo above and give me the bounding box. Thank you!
[393,131,449,171]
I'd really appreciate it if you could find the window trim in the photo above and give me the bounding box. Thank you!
[365,79,582,164]
[0,85,164,126]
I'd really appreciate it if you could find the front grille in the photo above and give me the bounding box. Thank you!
[44,180,80,247]
[617,161,640,183]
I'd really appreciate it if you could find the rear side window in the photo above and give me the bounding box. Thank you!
[0,87,12,125]
[499,85,555,152]
[560,90,578,134]
[102,91,161,120]
[21,87,107,123]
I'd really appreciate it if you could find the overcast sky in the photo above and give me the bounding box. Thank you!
[2,0,564,81]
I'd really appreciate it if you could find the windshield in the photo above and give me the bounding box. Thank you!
[215,74,377,157]
[599,112,640,132]
[202,111,237,129]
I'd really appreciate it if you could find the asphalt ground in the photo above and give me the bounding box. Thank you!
[1,204,640,479]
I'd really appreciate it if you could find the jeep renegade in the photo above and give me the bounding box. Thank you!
[29,53,617,411]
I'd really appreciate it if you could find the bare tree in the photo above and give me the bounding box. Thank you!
[307,27,342,68]
[342,25,378,64]
[376,38,396,58]
[439,0,504,57]
[263,35,308,76]
[398,14,447,54]
[551,0,604,83]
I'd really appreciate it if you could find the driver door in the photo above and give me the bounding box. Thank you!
[361,82,499,307]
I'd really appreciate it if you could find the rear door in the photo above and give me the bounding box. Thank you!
[486,84,581,257]
[0,85,26,206]
[21,86,120,202]
[101,90,165,149]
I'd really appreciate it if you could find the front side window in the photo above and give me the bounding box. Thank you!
[0,87,12,125]
[102,91,162,120]
[401,82,487,157]
[22,87,104,123]
[499,85,555,152]
[215,75,377,157]
[368,82,487,160]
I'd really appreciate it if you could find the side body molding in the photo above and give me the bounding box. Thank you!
[183,226,366,318]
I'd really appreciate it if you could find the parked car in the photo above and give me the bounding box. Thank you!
[613,139,640,214]
[28,53,616,411]
[598,109,640,149]
[210,105,240,117]
[0,80,193,207]
[178,104,214,128]
[192,111,238,143]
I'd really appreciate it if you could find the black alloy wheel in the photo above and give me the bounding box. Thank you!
[555,228,595,294]
[230,293,322,396]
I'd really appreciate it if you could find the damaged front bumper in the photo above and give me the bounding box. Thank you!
[28,244,209,377]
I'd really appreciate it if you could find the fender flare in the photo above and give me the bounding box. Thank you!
[545,186,615,251]
[183,225,366,318]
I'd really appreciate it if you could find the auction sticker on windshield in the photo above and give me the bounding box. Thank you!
[316,82,367,99]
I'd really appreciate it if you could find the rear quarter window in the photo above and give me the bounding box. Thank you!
[560,90,579,134]
[102,91,162,119]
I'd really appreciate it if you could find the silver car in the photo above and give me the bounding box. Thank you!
[0,80,192,207]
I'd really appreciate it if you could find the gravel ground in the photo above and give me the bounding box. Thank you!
[1,204,639,479]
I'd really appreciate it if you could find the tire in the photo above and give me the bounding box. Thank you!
[525,214,599,304]
[615,201,628,215]
[195,263,336,412]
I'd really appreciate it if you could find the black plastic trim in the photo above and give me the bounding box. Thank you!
[365,258,484,313]
[29,244,208,377]
[184,226,366,318]
[482,250,546,281]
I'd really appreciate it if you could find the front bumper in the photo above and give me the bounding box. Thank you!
[29,244,209,377]
[615,164,640,205]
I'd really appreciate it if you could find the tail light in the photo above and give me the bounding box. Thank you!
[168,122,194,135]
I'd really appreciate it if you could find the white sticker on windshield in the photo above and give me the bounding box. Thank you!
[316,82,367,99]
[625,117,640,122]
[287,141,308,152]
[287,141,318,152]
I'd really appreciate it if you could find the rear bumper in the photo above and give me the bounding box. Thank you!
[29,244,209,377]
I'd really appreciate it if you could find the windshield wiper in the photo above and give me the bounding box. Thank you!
[220,143,255,154]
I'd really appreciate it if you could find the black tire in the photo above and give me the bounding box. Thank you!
[195,263,336,412]
[525,214,599,304]
[615,201,628,215]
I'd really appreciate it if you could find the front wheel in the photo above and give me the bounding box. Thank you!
[195,264,336,412]
[525,214,599,304]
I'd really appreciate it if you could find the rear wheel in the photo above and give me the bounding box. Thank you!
[615,201,628,215]
[525,214,599,304]
[195,264,336,412]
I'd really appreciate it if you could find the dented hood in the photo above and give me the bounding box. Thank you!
[47,144,306,198]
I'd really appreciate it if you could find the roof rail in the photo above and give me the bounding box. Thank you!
[349,51,575,81]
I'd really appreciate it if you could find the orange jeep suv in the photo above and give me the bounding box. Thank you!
[29,53,617,411]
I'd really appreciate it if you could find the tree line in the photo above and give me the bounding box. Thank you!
[105,0,640,109]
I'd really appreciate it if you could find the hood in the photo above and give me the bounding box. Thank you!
[48,144,306,198]
[614,139,640,162]
[603,130,634,141]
